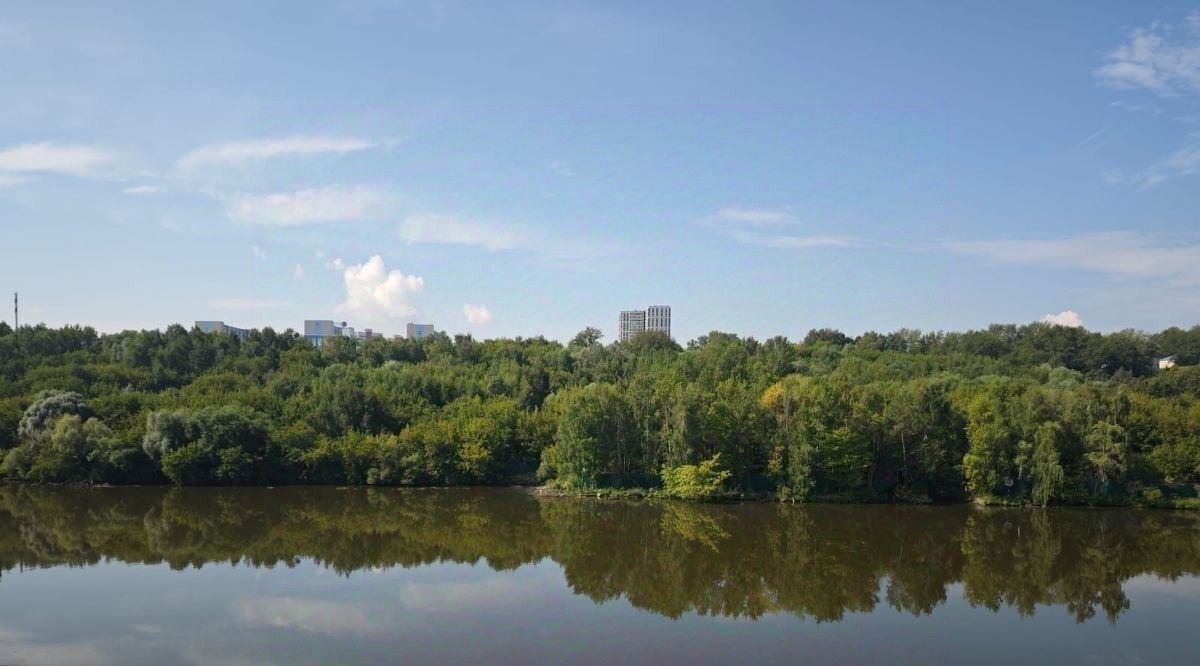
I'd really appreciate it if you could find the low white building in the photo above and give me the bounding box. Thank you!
[304,320,355,347]
[195,321,250,341]
[1158,355,1177,371]
[407,323,435,340]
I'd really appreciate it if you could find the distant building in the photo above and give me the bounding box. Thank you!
[1158,355,1178,371]
[357,328,381,341]
[305,320,355,347]
[407,323,435,340]
[619,310,647,342]
[646,305,671,338]
[195,321,249,341]
[619,306,671,342]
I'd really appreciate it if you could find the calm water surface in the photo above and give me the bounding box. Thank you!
[1,486,1199,665]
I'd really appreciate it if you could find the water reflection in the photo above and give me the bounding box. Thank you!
[1,486,1198,625]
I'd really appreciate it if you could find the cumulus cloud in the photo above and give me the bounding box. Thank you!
[0,142,110,176]
[228,185,388,226]
[1096,13,1200,94]
[463,303,493,325]
[1041,310,1084,328]
[336,255,424,321]
[325,257,346,271]
[945,232,1200,285]
[207,298,289,309]
[399,214,525,251]
[178,135,374,169]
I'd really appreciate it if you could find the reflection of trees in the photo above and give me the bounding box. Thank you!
[1,486,1198,624]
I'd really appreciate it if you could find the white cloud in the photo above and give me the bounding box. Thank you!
[336,254,424,321]
[325,257,346,271]
[0,174,25,186]
[293,264,305,280]
[178,135,373,169]
[729,229,858,249]
[945,232,1200,285]
[701,206,858,250]
[1138,139,1200,188]
[463,303,493,325]
[1041,310,1084,328]
[1096,14,1200,94]
[228,185,388,226]
[252,245,267,260]
[232,597,386,637]
[123,185,160,195]
[0,142,110,176]
[399,213,526,251]
[207,298,290,309]
[704,207,794,227]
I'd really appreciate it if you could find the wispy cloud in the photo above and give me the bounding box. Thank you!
[946,232,1200,285]
[228,185,389,226]
[232,597,387,637]
[206,298,290,309]
[703,206,795,227]
[1042,310,1084,327]
[1096,13,1200,94]
[1138,138,1200,188]
[701,206,858,250]
[252,245,267,260]
[398,213,526,251]
[122,185,161,195]
[178,135,374,169]
[0,142,111,176]
[463,303,493,325]
[293,264,305,281]
[336,254,424,322]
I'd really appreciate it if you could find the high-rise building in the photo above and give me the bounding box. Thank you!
[194,321,250,341]
[304,320,355,347]
[618,310,647,342]
[646,305,671,338]
[407,323,435,340]
[619,306,672,342]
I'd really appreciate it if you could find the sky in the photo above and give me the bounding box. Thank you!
[1,1,1200,343]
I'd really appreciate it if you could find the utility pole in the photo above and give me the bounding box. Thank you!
[13,292,17,332]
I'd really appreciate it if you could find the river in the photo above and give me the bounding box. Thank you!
[0,486,1198,665]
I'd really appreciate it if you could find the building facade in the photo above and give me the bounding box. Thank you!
[645,305,671,338]
[619,310,647,342]
[304,320,355,347]
[194,321,250,341]
[407,323,435,340]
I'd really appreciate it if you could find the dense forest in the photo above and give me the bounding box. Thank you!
[1,320,1199,506]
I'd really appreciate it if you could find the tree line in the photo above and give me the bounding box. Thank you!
[0,320,1198,505]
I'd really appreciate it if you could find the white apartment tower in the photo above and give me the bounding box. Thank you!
[646,305,671,337]
[619,310,646,342]
[619,306,671,342]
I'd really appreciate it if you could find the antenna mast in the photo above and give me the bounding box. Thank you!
[12,292,16,332]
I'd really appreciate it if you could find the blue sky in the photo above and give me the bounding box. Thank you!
[2,1,1199,343]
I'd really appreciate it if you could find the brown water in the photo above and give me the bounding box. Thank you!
[0,486,1198,665]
